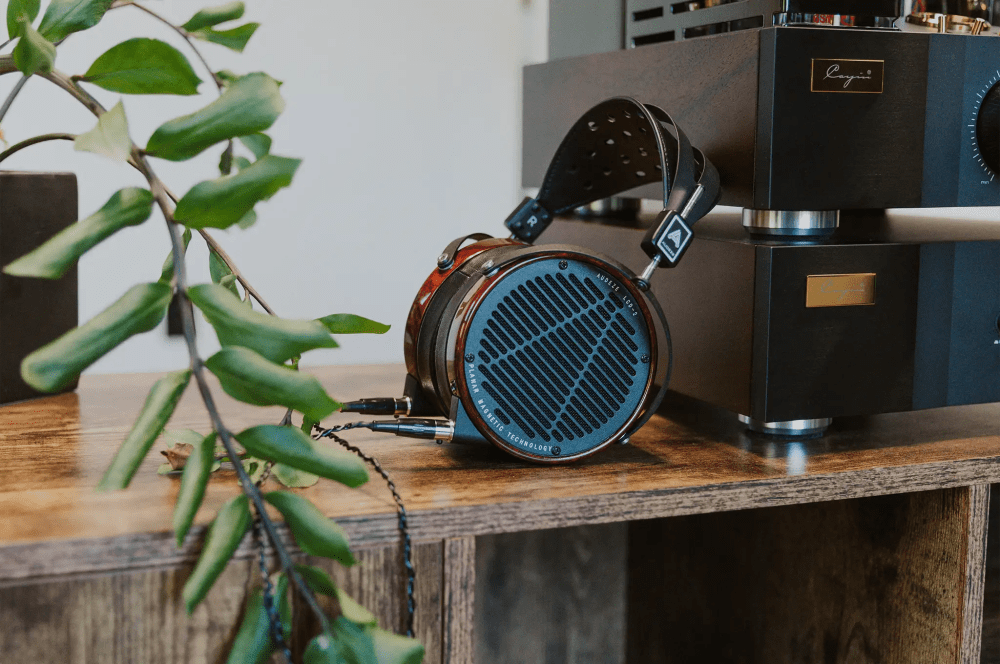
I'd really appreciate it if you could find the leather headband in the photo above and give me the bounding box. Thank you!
[504,97,720,250]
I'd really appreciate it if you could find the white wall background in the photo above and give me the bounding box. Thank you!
[2,0,548,374]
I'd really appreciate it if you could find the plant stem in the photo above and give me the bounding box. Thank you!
[0,74,29,126]
[156,181,278,315]
[34,62,336,634]
[200,231,278,315]
[140,154,333,636]
[0,132,75,164]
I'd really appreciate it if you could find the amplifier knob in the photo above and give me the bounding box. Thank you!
[976,82,1000,174]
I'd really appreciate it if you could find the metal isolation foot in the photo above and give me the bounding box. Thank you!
[742,209,840,238]
[738,415,832,437]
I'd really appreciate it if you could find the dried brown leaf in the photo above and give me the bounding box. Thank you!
[161,442,194,470]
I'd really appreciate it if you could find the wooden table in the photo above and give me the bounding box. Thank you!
[1,364,998,663]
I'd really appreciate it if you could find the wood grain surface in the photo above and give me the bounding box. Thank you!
[962,485,991,664]
[475,524,626,664]
[982,486,1000,664]
[443,537,475,664]
[5,364,1000,581]
[627,487,982,664]
[0,560,256,663]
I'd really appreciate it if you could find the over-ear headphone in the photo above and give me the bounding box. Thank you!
[339,97,721,463]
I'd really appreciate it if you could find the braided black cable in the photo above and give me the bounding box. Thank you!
[252,517,293,663]
[315,422,416,638]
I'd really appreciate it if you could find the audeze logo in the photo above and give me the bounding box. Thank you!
[656,214,691,263]
[811,59,884,94]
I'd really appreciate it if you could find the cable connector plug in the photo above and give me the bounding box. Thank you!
[369,418,454,442]
[340,397,412,416]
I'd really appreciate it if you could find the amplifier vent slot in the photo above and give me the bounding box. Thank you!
[633,6,665,21]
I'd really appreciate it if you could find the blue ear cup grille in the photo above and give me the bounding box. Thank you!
[462,257,653,458]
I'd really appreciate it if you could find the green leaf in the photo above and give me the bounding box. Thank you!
[239,133,271,159]
[183,494,251,613]
[216,69,239,85]
[317,314,391,335]
[5,187,153,279]
[340,592,378,627]
[265,491,356,565]
[182,2,244,32]
[335,618,378,664]
[236,209,257,230]
[205,347,342,421]
[304,633,342,664]
[295,565,376,625]
[145,72,284,161]
[242,458,266,484]
[159,227,192,284]
[295,563,338,595]
[80,38,201,95]
[7,0,40,39]
[220,152,251,174]
[304,620,380,664]
[163,428,205,449]
[273,462,318,488]
[12,17,55,76]
[190,23,259,53]
[173,155,300,229]
[188,283,338,363]
[370,628,425,664]
[301,415,319,436]
[73,101,133,162]
[236,425,367,487]
[38,0,114,42]
[226,572,291,664]
[21,282,172,392]
[209,249,239,297]
[173,431,216,546]
[96,369,191,491]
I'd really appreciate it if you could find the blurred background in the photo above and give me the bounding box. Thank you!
[3,0,997,378]
[0,0,548,375]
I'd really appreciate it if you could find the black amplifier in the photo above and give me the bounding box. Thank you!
[524,24,1000,210]
[542,213,1000,432]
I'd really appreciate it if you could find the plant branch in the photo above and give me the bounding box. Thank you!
[0,132,76,164]
[0,61,277,317]
[157,181,278,315]
[198,230,278,315]
[28,62,336,633]
[0,74,30,126]
[138,153,333,635]
[142,155,334,635]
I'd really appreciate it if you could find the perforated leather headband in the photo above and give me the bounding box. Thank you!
[505,97,720,246]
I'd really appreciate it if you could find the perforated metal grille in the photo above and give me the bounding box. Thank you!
[461,257,652,458]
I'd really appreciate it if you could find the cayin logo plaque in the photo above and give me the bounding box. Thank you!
[811,58,884,94]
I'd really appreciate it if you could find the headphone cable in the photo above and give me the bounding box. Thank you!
[313,421,417,638]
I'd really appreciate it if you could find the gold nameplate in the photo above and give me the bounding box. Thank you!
[811,59,884,94]
[806,274,876,308]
